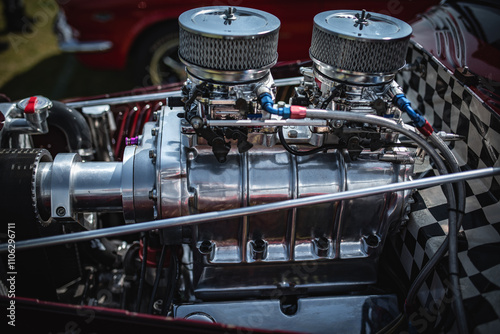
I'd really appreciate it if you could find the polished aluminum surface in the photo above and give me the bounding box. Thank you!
[65,91,177,109]
[82,105,115,161]
[175,294,399,333]
[183,61,276,83]
[205,119,328,127]
[153,106,414,297]
[178,7,280,38]
[121,145,136,224]
[313,10,412,41]
[2,97,51,134]
[39,160,123,214]
[132,122,157,222]
[50,153,81,220]
[311,58,397,85]
[157,110,186,219]
[3,167,499,253]
[71,162,123,212]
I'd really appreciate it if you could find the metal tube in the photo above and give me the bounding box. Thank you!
[206,119,327,127]
[64,77,302,109]
[38,161,123,212]
[2,167,498,253]
[66,91,180,108]
[274,76,303,87]
[303,109,447,172]
[304,108,469,332]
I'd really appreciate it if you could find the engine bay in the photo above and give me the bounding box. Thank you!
[1,6,499,334]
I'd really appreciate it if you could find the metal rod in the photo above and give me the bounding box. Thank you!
[66,91,181,108]
[2,167,499,253]
[65,77,303,109]
[206,119,327,127]
[274,76,302,87]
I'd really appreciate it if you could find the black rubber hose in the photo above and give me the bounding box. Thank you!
[47,101,93,157]
[320,84,344,109]
[148,244,167,314]
[278,126,336,156]
[183,82,207,118]
[404,132,467,333]
[0,149,58,301]
[161,246,179,316]
[303,110,465,333]
[135,233,149,312]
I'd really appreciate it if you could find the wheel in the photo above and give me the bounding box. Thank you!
[130,24,186,86]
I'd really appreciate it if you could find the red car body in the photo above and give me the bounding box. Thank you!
[409,0,500,113]
[56,0,439,70]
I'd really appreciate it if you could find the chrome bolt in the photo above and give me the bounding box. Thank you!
[313,237,329,257]
[190,117,203,130]
[56,206,66,217]
[363,234,380,248]
[149,189,157,201]
[288,129,298,138]
[153,300,163,312]
[250,239,267,260]
[199,240,214,255]
[332,120,344,128]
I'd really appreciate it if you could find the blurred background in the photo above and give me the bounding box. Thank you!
[0,0,133,101]
[0,0,440,102]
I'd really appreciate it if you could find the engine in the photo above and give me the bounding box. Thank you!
[0,7,436,333]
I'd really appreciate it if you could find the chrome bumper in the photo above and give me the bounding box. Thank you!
[55,11,112,53]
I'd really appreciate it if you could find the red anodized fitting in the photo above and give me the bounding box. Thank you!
[24,96,38,114]
[290,105,307,119]
[139,240,170,268]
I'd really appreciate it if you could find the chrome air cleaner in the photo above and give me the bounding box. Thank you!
[178,6,280,83]
[309,9,412,85]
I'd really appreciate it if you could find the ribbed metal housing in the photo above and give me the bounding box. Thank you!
[178,7,280,82]
[309,10,412,83]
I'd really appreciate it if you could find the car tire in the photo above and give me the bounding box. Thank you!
[131,24,186,87]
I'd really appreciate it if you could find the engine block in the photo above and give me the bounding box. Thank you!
[0,6,435,333]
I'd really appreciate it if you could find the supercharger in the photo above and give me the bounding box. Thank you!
[0,6,420,330]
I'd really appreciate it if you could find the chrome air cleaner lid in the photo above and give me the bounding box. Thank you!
[309,9,412,85]
[178,6,280,83]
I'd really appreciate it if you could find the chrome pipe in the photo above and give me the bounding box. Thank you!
[38,161,123,212]
[66,91,181,108]
[65,77,302,109]
[274,76,303,87]
[2,167,499,253]
[206,119,328,127]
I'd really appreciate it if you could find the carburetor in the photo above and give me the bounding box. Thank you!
[290,10,414,157]
[178,6,281,162]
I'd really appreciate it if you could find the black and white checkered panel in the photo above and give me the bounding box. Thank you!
[394,41,500,333]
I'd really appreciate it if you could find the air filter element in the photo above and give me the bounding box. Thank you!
[309,10,412,84]
[178,7,280,83]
